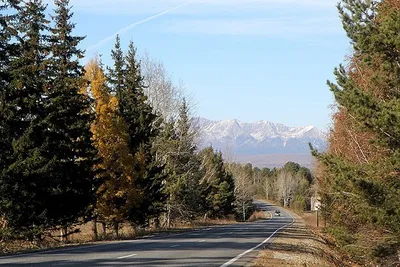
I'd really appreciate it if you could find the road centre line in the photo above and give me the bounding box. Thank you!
[170,244,180,248]
[219,211,295,267]
[118,253,137,259]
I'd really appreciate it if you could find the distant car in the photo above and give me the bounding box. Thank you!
[274,210,281,216]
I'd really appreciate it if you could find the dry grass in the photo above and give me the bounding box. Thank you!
[0,217,239,255]
[302,211,326,230]
[248,211,271,222]
[251,219,348,267]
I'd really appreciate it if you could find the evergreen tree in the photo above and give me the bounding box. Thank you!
[108,35,125,98]
[121,41,166,227]
[0,0,20,182]
[86,57,138,237]
[0,0,50,237]
[43,0,97,230]
[169,99,202,220]
[199,147,235,218]
[314,0,400,264]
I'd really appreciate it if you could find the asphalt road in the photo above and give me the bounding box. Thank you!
[0,201,294,267]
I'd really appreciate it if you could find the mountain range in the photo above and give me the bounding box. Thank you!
[195,118,327,168]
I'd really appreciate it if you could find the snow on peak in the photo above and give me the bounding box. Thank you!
[195,118,327,154]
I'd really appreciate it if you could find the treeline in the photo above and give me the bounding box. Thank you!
[0,0,240,241]
[313,0,400,265]
[227,162,314,218]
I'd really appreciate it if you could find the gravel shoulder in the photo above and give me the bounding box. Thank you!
[251,211,347,267]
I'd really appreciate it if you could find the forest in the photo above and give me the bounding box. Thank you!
[4,0,400,265]
[0,0,314,246]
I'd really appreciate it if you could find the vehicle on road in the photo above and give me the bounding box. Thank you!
[274,210,281,216]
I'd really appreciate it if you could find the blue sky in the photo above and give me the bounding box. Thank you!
[49,0,350,131]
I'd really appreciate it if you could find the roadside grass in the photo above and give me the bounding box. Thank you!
[248,210,271,222]
[0,208,271,256]
[0,216,243,256]
[251,200,359,267]
[251,220,342,267]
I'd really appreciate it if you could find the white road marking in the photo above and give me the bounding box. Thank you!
[199,240,206,242]
[170,244,180,248]
[204,228,212,231]
[219,211,295,267]
[0,241,138,260]
[229,232,233,235]
[118,253,137,259]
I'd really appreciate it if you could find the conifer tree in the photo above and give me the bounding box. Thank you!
[314,0,400,263]
[0,0,51,237]
[108,35,125,98]
[0,0,20,178]
[86,57,138,237]
[199,147,235,218]
[42,0,97,231]
[163,99,203,222]
[121,41,166,227]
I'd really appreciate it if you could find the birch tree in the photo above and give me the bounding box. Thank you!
[277,170,298,208]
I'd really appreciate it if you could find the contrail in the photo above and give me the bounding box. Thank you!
[87,2,191,52]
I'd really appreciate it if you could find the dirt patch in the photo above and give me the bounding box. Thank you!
[251,215,351,267]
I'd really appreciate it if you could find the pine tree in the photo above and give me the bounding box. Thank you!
[0,0,20,180]
[0,0,20,235]
[121,41,166,227]
[163,99,203,222]
[199,147,235,218]
[41,0,98,232]
[0,0,51,237]
[314,0,400,264]
[108,35,125,98]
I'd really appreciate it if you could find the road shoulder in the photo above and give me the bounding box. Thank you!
[250,211,345,267]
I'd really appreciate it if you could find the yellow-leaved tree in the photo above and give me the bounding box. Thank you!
[84,57,140,238]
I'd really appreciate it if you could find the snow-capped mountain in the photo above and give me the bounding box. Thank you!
[195,118,327,155]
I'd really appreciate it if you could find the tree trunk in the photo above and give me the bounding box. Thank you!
[242,202,246,221]
[154,216,160,230]
[60,229,64,242]
[166,204,171,228]
[60,227,68,242]
[114,222,119,239]
[92,218,98,241]
[283,196,289,208]
[101,222,107,237]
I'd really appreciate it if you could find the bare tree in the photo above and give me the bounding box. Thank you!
[231,165,255,221]
[277,170,299,207]
[141,52,184,121]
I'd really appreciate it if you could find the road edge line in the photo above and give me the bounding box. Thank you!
[219,209,295,267]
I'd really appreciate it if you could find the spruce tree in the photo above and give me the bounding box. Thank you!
[121,41,166,227]
[171,99,203,219]
[108,35,125,98]
[43,0,97,230]
[0,0,51,237]
[0,0,20,177]
[199,147,235,218]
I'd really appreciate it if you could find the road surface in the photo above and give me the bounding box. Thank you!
[0,201,293,267]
